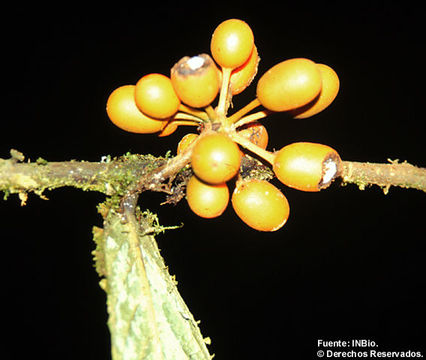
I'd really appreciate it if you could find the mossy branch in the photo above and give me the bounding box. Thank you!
[0,150,167,202]
[1,151,425,201]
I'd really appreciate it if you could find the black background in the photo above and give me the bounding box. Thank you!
[1,2,425,359]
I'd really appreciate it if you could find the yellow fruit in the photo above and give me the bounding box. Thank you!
[191,133,241,184]
[273,142,341,191]
[106,85,165,133]
[134,73,180,119]
[291,63,340,119]
[229,45,259,95]
[186,175,229,218]
[256,58,322,112]
[171,54,221,108]
[177,133,199,154]
[237,122,269,156]
[232,179,290,231]
[211,19,254,69]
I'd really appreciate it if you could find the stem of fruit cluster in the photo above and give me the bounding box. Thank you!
[178,104,209,121]
[227,98,261,124]
[173,114,204,123]
[204,105,217,121]
[233,110,270,129]
[217,67,232,117]
[159,117,200,137]
[230,132,275,165]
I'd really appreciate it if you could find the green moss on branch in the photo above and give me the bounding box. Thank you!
[0,150,166,202]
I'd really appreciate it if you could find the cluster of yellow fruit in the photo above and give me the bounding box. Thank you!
[106,19,341,231]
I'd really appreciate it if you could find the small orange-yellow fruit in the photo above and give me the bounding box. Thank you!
[273,142,341,192]
[191,133,242,184]
[256,58,322,112]
[171,54,221,108]
[211,19,254,69]
[186,175,229,219]
[232,179,290,231]
[229,45,259,95]
[237,122,269,156]
[291,63,340,119]
[158,120,179,137]
[177,133,199,154]
[238,122,268,149]
[134,73,180,119]
[106,85,166,133]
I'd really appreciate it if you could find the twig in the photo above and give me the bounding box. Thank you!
[1,151,425,204]
[340,160,426,193]
[0,151,165,201]
[118,126,215,214]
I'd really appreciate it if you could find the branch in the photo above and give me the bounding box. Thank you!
[1,151,425,203]
[341,160,426,193]
[0,150,167,202]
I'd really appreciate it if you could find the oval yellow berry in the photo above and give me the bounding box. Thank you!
[186,175,229,219]
[273,142,341,192]
[158,120,179,137]
[106,85,166,134]
[232,179,290,232]
[211,19,254,69]
[229,45,259,95]
[191,133,241,184]
[177,133,199,154]
[171,54,221,108]
[237,122,269,156]
[256,58,322,112]
[134,73,180,119]
[291,63,340,119]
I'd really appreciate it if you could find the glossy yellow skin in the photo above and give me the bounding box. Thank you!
[211,19,254,69]
[158,120,178,137]
[171,54,221,108]
[229,45,259,95]
[134,73,180,119]
[186,175,229,219]
[232,179,290,232]
[273,142,341,192]
[292,63,340,119]
[191,133,241,184]
[106,85,166,134]
[256,58,322,112]
[177,133,199,154]
[237,122,269,156]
